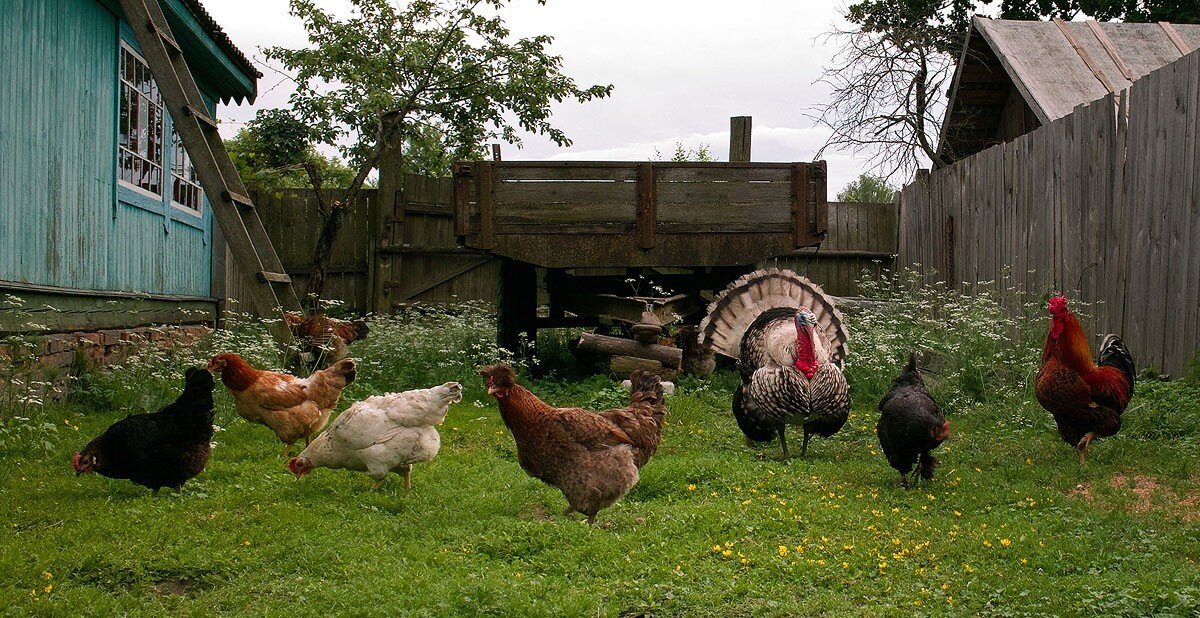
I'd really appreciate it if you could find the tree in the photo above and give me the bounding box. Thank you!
[264,0,612,310]
[837,174,897,203]
[227,109,358,193]
[812,0,1198,183]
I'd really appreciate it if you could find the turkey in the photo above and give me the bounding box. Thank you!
[699,268,851,458]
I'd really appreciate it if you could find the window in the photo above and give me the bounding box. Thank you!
[116,41,203,217]
[170,129,202,211]
[118,44,164,197]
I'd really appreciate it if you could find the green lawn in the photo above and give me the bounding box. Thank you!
[2,369,1199,616]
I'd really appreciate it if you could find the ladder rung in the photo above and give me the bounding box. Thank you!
[222,190,254,209]
[147,20,182,56]
[258,271,292,284]
[184,105,219,132]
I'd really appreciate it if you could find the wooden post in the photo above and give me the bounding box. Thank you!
[791,162,809,247]
[370,126,405,314]
[498,259,537,356]
[729,116,752,162]
[636,162,657,249]
[478,162,496,250]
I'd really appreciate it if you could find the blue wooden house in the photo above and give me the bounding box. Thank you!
[0,0,258,333]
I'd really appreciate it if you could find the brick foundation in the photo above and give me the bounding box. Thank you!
[0,324,211,400]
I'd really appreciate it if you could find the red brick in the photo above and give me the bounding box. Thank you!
[38,350,75,368]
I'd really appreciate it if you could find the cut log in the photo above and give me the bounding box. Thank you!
[610,355,679,380]
[577,332,683,369]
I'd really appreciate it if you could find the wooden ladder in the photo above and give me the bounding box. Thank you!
[118,0,301,346]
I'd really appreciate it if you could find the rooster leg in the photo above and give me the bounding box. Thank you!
[778,426,790,459]
[900,473,910,489]
[1076,432,1096,465]
[563,506,576,517]
[370,478,385,491]
[800,430,813,458]
[402,465,413,490]
[586,513,597,526]
[281,443,293,458]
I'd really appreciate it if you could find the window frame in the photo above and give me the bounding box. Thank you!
[115,39,205,226]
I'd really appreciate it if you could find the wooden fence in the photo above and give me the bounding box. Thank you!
[220,188,897,316]
[897,49,1200,375]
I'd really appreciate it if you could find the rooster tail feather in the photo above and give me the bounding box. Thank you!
[918,451,938,480]
[1098,334,1135,389]
[732,386,777,442]
[699,268,849,366]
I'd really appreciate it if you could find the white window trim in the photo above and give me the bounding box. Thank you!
[117,42,167,199]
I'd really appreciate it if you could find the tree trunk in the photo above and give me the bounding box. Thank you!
[305,201,349,312]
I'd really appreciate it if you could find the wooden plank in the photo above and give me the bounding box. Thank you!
[495,202,636,224]
[1054,18,1120,94]
[478,162,496,250]
[791,163,808,247]
[654,181,791,204]
[1160,22,1192,55]
[656,167,790,183]
[636,162,657,249]
[1184,52,1200,376]
[393,256,492,300]
[1087,21,1134,82]
[729,116,752,162]
[494,180,636,204]
[453,164,471,236]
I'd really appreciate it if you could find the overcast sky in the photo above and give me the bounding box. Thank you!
[204,0,876,193]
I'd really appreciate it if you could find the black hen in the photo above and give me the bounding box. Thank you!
[73,367,215,492]
[876,354,950,488]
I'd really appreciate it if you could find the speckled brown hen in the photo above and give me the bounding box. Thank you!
[480,364,665,525]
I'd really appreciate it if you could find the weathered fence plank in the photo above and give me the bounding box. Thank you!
[897,49,1200,376]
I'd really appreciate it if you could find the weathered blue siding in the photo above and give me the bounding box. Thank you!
[0,0,214,298]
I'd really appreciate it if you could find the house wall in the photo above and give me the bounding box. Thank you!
[0,0,218,333]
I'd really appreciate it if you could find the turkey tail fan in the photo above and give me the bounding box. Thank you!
[1098,334,1136,391]
[698,268,849,366]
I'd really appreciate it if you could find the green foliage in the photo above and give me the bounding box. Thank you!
[226,109,360,192]
[836,173,897,203]
[264,0,613,179]
[846,268,1044,410]
[654,142,716,162]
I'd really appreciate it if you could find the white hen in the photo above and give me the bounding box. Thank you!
[287,382,463,489]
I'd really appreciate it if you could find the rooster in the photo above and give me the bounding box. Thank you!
[73,368,214,492]
[1035,296,1135,464]
[208,353,356,457]
[284,312,369,369]
[699,269,851,458]
[480,364,665,525]
[877,354,950,488]
[289,382,463,490]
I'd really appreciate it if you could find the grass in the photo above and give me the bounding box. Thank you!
[2,277,1200,616]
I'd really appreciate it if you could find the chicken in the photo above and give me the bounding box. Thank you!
[284,311,369,369]
[480,363,666,525]
[876,353,951,488]
[73,367,214,492]
[1035,295,1135,464]
[700,269,851,458]
[600,370,666,469]
[288,382,463,490]
[207,352,357,457]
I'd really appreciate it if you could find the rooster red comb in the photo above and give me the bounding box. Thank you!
[1048,295,1068,315]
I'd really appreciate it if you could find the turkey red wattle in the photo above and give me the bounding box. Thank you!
[794,323,819,379]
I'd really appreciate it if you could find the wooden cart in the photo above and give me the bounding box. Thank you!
[453,160,828,361]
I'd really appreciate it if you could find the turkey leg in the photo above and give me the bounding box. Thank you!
[402,465,413,489]
[778,426,790,459]
[800,430,813,458]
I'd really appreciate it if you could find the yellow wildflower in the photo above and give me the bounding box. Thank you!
[778,545,789,557]
[687,484,696,491]
[1000,538,1012,547]
[722,550,733,557]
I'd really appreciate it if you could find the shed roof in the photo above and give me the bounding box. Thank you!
[937,17,1200,161]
